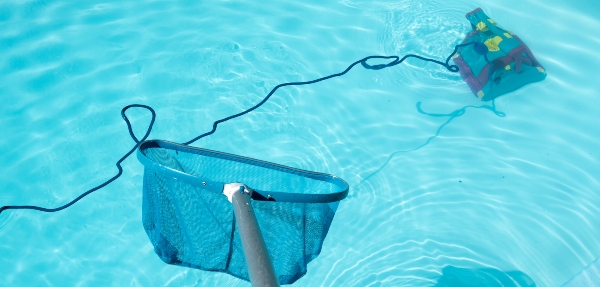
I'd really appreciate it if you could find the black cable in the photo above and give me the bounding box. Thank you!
[0,42,476,216]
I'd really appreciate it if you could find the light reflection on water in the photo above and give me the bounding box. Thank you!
[1,0,599,286]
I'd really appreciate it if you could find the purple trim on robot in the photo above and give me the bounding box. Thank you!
[454,55,482,94]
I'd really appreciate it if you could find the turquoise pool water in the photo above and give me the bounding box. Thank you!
[1,0,599,286]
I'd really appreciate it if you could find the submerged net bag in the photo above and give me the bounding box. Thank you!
[453,8,546,101]
[137,140,348,285]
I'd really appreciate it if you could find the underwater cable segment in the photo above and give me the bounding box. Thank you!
[0,8,545,286]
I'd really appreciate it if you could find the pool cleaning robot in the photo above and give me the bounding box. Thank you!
[452,8,546,100]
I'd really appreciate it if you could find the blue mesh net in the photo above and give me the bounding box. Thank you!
[0,29,482,285]
[138,140,348,284]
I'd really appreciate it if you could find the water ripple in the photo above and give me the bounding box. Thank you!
[2,0,600,286]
